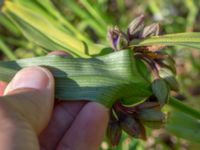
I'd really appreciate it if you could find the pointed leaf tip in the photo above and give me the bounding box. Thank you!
[151,78,170,107]
[107,121,122,146]
[120,115,142,138]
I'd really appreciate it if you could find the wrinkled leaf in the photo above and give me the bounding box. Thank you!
[0,50,151,108]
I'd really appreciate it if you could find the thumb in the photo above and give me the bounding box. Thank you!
[3,66,55,133]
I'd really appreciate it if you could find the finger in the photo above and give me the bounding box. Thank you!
[48,51,70,57]
[39,50,82,149]
[57,102,109,150]
[0,81,7,96]
[2,66,55,133]
[39,101,86,150]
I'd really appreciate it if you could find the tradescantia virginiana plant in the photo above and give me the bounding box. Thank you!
[1,0,200,147]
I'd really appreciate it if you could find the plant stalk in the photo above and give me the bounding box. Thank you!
[168,97,200,120]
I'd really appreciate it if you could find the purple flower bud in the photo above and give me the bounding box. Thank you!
[108,26,128,51]
[116,32,129,50]
[139,23,160,38]
[108,26,120,50]
[120,115,141,138]
[127,15,145,39]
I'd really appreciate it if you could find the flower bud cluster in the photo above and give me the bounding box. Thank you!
[107,15,179,147]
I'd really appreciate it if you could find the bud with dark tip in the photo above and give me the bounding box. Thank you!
[161,56,176,74]
[142,120,164,129]
[138,121,147,140]
[139,23,160,38]
[108,26,120,51]
[107,121,122,147]
[116,32,129,50]
[164,76,179,91]
[151,78,169,107]
[119,115,142,138]
[127,15,145,39]
[139,108,165,129]
[137,108,165,122]
[159,68,179,91]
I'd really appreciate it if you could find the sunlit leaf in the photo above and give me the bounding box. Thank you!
[2,1,104,57]
[131,32,200,50]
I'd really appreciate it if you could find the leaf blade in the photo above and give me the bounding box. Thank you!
[2,1,103,57]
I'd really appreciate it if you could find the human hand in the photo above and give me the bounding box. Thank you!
[0,52,109,150]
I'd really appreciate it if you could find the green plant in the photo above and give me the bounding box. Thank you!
[1,0,200,149]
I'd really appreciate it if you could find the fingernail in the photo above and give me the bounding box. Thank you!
[4,67,52,95]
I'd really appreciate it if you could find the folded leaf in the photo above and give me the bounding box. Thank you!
[0,50,151,108]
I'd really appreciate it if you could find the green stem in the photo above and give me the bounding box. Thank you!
[168,97,200,120]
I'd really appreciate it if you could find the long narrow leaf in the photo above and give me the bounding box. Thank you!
[0,13,20,35]
[2,1,103,57]
[80,0,107,27]
[0,39,17,60]
[131,32,200,50]
[62,0,106,38]
[35,0,92,43]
